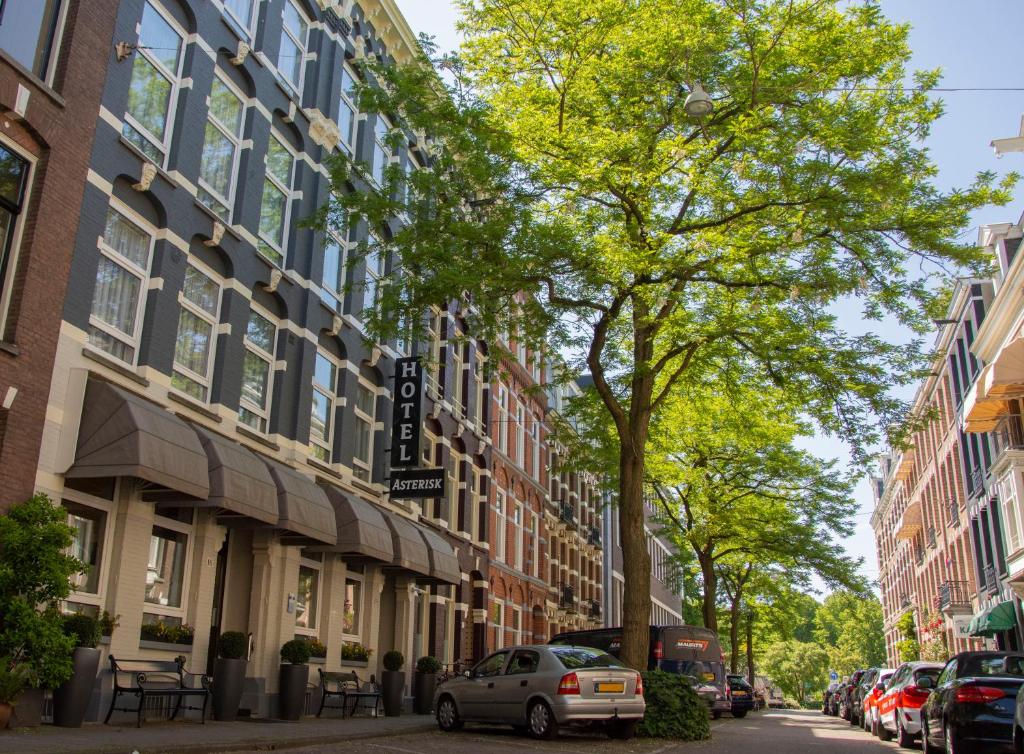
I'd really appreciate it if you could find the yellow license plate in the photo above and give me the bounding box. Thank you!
[595,682,625,693]
[733,691,747,696]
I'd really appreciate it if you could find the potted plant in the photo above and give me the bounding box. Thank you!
[52,613,101,727]
[413,656,440,714]
[341,642,372,666]
[381,650,405,717]
[0,658,34,730]
[212,631,248,721]
[98,611,119,640]
[306,638,327,661]
[278,639,311,720]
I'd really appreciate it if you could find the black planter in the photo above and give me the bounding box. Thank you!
[53,646,101,727]
[278,664,308,720]
[212,657,247,721]
[9,687,43,728]
[381,670,404,717]
[413,672,436,714]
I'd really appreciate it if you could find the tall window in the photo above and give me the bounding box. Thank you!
[277,0,309,95]
[0,142,29,329]
[531,414,541,479]
[172,265,221,401]
[295,553,322,635]
[88,206,154,364]
[198,74,246,221]
[337,64,358,154]
[1000,475,1023,555]
[511,606,522,645]
[473,356,485,430]
[258,133,295,265]
[239,308,276,432]
[0,0,64,81]
[497,385,509,453]
[529,511,539,577]
[310,350,339,462]
[143,508,193,627]
[426,310,443,399]
[222,0,256,37]
[494,489,506,563]
[352,382,375,481]
[342,572,362,638]
[372,116,391,186]
[123,1,184,164]
[515,403,525,465]
[63,492,113,616]
[452,338,465,420]
[512,502,523,570]
[320,215,348,312]
[492,599,504,649]
[361,237,385,316]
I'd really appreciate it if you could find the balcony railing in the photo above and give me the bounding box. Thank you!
[559,582,576,611]
[559,501,576,526]
[993,413,1024,459]
[938,580,972,612]
[587,526,602,547]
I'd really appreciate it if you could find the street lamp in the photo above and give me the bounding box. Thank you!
[684,83,714,118]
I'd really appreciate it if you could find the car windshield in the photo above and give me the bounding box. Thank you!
[550,646,624,669]
[914,667,940,683]
[962,655,1024,677]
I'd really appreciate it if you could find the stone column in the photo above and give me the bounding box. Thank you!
[184,511,227,673]
[106,482,155,659]
[321,555,346,671]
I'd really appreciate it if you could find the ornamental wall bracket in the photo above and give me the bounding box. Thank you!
[322,314,343,338]
[230,41,251,66]
[261,268,283,294]
[369,346,382,367]
[132,162,157,192]
[204,221,225,247]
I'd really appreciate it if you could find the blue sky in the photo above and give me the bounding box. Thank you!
[394,0,1024,589]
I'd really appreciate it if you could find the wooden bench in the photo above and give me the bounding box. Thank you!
[316,670,381,718]
[104,656,211,727]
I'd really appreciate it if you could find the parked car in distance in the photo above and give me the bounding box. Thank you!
[823,681,839,715]
[920,651,1024,754]
[876,661,941,747]
[766,682,785,709]
[550,625,731,719]
[862,668,895,735]
[852,667,882,727]
[727,674,755,718]
[434,644,645,740]
[840,670,866,721]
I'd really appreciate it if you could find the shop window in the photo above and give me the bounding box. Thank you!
[337,64,358,154]
[123,1,185,165]
[239,308,277,432]
[258,132,296,266]
[172,264,222,402]
[88,205,154,364]
[198,73,246,221]
[0,0,65,82]
[310,349,340,462]
[145,509,193,616]
[222,0,256,38]
[63,497,112,615]
[0,140,30,333]
[295,554,321,634]
[277,0,309,96]
[352,382,375,481]
[411,586,428,661]
[342,573,362,638]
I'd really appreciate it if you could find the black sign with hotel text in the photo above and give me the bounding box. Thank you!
[390,357,423,468]
[389,468,446,499]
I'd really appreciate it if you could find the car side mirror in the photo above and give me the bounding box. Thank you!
[874,682,885,692]
[917,677,933,690]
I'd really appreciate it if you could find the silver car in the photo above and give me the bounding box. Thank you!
[433,644,646,740]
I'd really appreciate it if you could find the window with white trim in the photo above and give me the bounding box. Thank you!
[452,337,465,420]
[88,206,154,364]
[446,449,459,525]
[425,309,443,399]
[123,1,185,165]
[295,552,322,635]
[0,0,66,82]
[258,132,296,266]
[352,382,375,481]
[63,484,115,617]
[172,264,221,401]
[239,308,276,432]
[497,385,509,453]
[472,356,485,430]
[360,237,385,316]
[337,64,358,154]
[320,211,349,312]
[511,605,522,645]
[1000,474,1023,555]
[310,349,340,462]
[277,0,309,96]
[143,507,193,627]
[529,511,539,577]
[222,0,256,38]
[198,73,246,221]
[494,489,506,563]
[492,598,504,649]
[0,141,30,332]
[342,570,362,638]
[515,403,525,465]
[531,413,541,479]
[372,116,392,186]
[512,501,523,570]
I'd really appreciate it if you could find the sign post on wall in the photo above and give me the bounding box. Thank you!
[388,356,445,500]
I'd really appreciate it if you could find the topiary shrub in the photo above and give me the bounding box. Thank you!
[280,638,311,665]
[382,650,404,672]
[637,670,711,741]
[62,613,100,648]
[216,631,248,660]
[98,611,120,638]
[416,656,441,674]
[306,638,327,658]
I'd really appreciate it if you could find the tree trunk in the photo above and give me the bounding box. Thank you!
[729,594,741,674]
[746,611,755,687]
[618,436,652,671]
[699,553,717,631]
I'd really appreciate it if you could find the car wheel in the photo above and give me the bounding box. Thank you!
[527,700,558,740]
[945,721,957,754]
[850,709,858,726]
[733,709,747,719]
[712,710,722,720]
[607,720,637,740]
[878,716,893,742]
[435,696,463,733]
[896,711,913,749]
[922,719,934,754]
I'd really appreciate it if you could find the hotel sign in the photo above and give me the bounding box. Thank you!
[390,357,422,468]
[389,468,445,498]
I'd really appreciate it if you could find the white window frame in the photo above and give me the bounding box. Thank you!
[494,489,507,563]
[277,0,310,97]
[295,552,323,636]
[87,202,155,365]
[122,0,186,166]
[371,115,393,187]
[143,509,194,623]
[257,131,297,266]
[337,63,359,154]
[197,71,247,222]
[63,487,116,614]
[361,235,385,317]
[352,380,376,482]
[472,356,485,430]
[222,0,257,39]
[310,348,341,463]
[319,216,349,313]
[493,597,504,649]
[512,501,523,571]
[171,261,223,402]
[511,605,522,645]
[530,510,539,577]
[239,305,277,433]
[531,413,541,479]
[515,403,525,465]
[0,136,35,335]
[1001,473,1023,555]
[497,385,509,453]
[444,448,459,526]
[452,337,465,420]
[342,570,363,641]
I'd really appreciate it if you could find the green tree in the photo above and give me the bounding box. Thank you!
[321,0,1014,668]
[814,590,887,674]
[895,611,920,663]
[760,640,829,705]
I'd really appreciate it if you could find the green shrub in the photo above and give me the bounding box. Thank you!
[0,494,82,689]
[62,613,100,648]
[139,620,194,645]
[342,642,372,662]
[0,657,35,704]
[382,650,404,672]
[637,670,711,741]
[280,639,311,665]
[216,631,248,660]
[99,611,120,638]
[416,656,441,674]
[306,638,327,658]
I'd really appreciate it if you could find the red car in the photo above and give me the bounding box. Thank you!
[863,668,895,736]
[876,661,943,747]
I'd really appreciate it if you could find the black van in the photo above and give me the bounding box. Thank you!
[549,625,731,718]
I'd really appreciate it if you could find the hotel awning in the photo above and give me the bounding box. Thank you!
[968,601,1018,637]
[190,425,278,525]
[262,459,337,545]
[985,338,1024,398]
[310,486,394,563]
[383,512,431,576]
[417,525,462,585]
[66,379,208,500]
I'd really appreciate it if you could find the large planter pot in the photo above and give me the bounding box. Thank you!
[381,670,404,717]
[413,672,436,715]
[278,664,308,721]
[9,687,43,728]
[0,702,11,730]
[212,657,247,722]
[53,647,101,728]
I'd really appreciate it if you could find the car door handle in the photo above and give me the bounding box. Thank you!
[520,680,528,687]
[488,682,494,688]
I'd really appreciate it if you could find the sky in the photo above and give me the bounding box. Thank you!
[393,0,1024,592]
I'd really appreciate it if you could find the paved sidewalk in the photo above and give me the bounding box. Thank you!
[0,713,436,754]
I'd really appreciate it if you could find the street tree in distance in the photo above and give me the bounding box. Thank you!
[814,590,887,674]
[319,0,1016,668]
[760,640,829,706]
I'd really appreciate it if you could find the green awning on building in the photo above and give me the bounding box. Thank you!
[968,601,1018,637]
